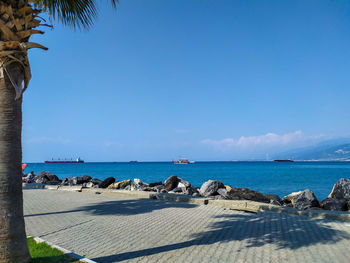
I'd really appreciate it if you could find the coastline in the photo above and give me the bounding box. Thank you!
[22,161,350,200]
[23,170,350,214]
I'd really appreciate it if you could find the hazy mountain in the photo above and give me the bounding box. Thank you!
[274,138,350,161]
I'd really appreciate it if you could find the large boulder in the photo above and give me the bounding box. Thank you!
[199,180,225,197]
[178,177,191,188]
[143,187,158,192]
[328,178,350,200]
[38,171,59,182]
[84,182,94,188]
[321,198,347,211]
[131,178,149,191]
[34,171,60,184]
[99,177,116,188]
[184,186,198,196]
[61,176,85,185]
[149,182,163,187]
[91,178,102,187]
[68,177,84,185]
[265,194,282,205]
[218,187,271,203]
[117,179,132,189]
[282,191,304,206]
[164,175,179,191]
[81,175,92,183]
[217,188,229,199]
[107,179,132,190]
[224,185,232,191]
[293,189,320,210]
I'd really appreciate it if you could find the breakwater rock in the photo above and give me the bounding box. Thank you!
[25,172,350,212]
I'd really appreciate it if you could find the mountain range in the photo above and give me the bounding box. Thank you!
[274,138,350,161]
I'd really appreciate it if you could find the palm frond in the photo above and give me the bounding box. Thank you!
[34,0,118,29]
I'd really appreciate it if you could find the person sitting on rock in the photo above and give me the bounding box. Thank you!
[25,171,35,183]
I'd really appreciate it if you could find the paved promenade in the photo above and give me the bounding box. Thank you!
[23,189,350,263]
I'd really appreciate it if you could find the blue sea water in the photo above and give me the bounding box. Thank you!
[25,162,350,200]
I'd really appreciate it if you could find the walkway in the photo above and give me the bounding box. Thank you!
[23,189,350,263]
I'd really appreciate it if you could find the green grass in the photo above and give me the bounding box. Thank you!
[28,237,80,263]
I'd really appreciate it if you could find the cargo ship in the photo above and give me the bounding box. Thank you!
[274,159,294,162]
[45,157,84,163]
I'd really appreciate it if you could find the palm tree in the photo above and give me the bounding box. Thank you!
[0,1,116,262]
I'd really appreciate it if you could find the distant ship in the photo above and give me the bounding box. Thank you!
[45,157,84,163]
[173,158,195,164]
[274,159,294,162]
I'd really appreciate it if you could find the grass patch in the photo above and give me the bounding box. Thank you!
[28,237,80,263]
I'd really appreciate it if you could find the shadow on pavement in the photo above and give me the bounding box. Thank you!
[91,212,350,263]
[30,255,77,263]
[25,198,197,217]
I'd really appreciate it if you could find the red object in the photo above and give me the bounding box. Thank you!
[21,163,27,171]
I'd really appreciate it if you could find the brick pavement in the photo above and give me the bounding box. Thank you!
[23,189,350,263]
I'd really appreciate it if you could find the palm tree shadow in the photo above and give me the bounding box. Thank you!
[25,198,198,217]
[91,212,350,263]
[30,254,77,262]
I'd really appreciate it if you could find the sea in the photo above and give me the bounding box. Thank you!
[25,161,350,200]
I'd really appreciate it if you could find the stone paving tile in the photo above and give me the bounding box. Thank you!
[24,189,350,263]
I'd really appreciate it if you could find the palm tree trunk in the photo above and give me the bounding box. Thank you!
[0,63,30,262]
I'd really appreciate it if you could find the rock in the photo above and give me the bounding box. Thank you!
[164,175,179,191]
[100,177,116,189]
[117,179,132,189]
[184,186,198,196]
[149,182,163,187]
[107,183,116,189]
[224,187,271,203]
[328,178,350,200]
[61,178,68,185]
[38,171,59,182]
[224,185,232,191]
[217,188,229,199]
[67,177,83,185]
[107,179,132,190]
[155,185,164,192]
[143,186,158,192]
[170,187,184,193]
[131,178,149,191]
[282,191,304,206]
[34,171,60,184]
[321,198,347,211]
[81,175,92,183]
[177,177,191,188]
[265,194,282,205]
[91,178,102,186]
[199,180,225,197]
[85,182,94,188]
[293,189,320,210]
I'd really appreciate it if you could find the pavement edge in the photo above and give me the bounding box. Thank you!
[32,236,96,263]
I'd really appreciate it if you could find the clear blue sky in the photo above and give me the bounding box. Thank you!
[23,0,350,162]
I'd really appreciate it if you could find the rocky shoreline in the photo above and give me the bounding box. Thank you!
[24,172,350,212]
